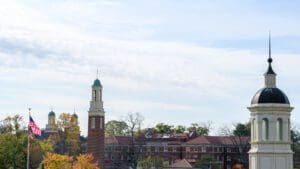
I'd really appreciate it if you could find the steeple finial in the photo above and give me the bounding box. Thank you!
[268,30,272,64]
[51,106,53,112]
[264,31,276,88]
[266,31,275,75]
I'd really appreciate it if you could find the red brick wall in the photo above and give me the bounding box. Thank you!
[87,116,104,168]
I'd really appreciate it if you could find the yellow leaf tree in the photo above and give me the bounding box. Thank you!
[73,154,100,169]
[42,152,72,169]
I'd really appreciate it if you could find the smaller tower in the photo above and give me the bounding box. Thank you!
[72,107,79,125]
[45,108,58,134]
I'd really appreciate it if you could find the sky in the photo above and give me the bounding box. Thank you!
[1,0,300,136]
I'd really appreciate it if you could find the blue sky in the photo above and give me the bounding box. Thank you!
[1,0,300,135]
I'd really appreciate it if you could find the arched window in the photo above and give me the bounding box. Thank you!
[277,118,283,141]
[288,119,291,141]
[262,118,269,140]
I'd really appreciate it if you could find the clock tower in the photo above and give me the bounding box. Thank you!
[87,77,105,168]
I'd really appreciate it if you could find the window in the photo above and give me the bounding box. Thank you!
[262,118,269,140]
[91,117,95,129]
[252,118,256,140]
[173,146,177,152]
[277,118,283,141]
[202,145,206,152]
[194,146,198,152]
[94,90,97,101]
[100,118,103,129]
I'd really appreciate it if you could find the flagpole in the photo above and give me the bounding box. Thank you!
[27,108,31,169]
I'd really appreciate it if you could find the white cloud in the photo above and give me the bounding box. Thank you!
[1,1,300,136]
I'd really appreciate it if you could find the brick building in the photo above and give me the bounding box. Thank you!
[104,134,250,169]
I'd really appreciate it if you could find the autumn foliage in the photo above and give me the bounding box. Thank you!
[42,153,72,169]
[42,153,99,169]
[74,154,99,169]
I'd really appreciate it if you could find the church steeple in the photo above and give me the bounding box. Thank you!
[264,32,276,88]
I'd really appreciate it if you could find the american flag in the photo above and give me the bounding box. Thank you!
[29,116,41,136]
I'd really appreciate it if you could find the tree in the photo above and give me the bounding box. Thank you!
[105,120,129,136]
[188,122,211,136]
[0,114,25,135]
[0,133,27,169]
[174,125,186,133]
[0,114,28,169]
[233,123,250,137]
[56,113,80,156]
[125,112,144,169]
[138,156,164,169]
[154,123,174,134]
[73,154,100,169]
[218,123,250,168]
[42,153,100,169]
[38,139,54,153]
[194,156,218,169]
[42,152,72,169]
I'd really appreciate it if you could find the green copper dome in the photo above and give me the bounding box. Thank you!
[93,79,102,87]
[48,111,55,116]
[72,113,78,119]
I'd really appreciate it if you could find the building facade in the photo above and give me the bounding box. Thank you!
[248,37,294,169]
[87,78,105,168]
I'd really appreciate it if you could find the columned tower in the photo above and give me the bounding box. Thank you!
[248,35,293,169]
[45,109,58,134]
[87,77,105,168]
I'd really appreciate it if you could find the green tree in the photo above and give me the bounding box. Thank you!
[39,139,54,154]
[188,123,210,136]
[138,156,164,169]
[154,123,174,134]
[105,120,129,136]
[233,123,250,137]
[0,133,27,169]
[0,114,27,169]
[174,125,186,133]
[194,156,217,169]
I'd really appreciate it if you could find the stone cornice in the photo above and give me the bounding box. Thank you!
[251,140,291,144]
[88,111,105,116]
[248,103,293,113]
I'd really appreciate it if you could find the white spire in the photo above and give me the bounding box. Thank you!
[264,32,276,88]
